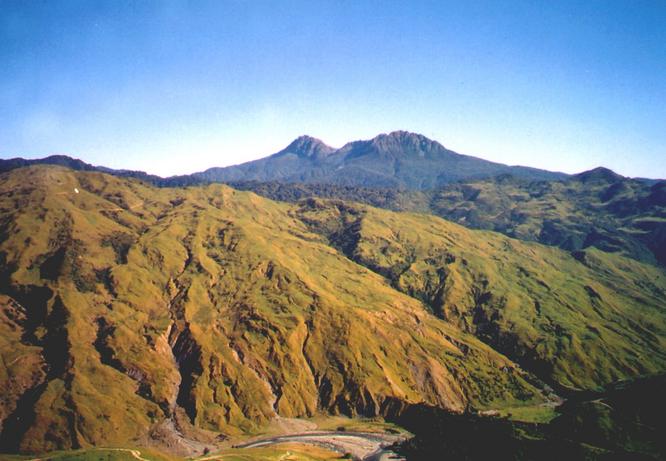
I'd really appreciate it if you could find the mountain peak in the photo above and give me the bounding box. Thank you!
[575,167,624,183]
[361,131,449,158]
[281,135,334,158]
[373,130,435,145]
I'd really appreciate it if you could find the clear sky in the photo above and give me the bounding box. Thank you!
[1,0,665,178]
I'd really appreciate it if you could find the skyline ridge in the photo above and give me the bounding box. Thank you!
[5,129,649,180]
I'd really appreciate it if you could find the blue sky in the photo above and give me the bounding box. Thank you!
[1,0,665,178]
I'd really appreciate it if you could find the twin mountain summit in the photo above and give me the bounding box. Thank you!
[0,131,665,459]
[2,131,568,187]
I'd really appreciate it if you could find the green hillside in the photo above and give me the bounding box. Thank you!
[291,198,666,391]
[229,169,666,267]
[0,166,664,455]
[428,170,666,266]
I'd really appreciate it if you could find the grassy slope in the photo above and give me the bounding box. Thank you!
[0,447,177,461]
[292,198,666,391]
[0,166,543,453]
[429,173,666,265]
[230,173,666,267]
[0,166,664,454]
[0,445,337,461]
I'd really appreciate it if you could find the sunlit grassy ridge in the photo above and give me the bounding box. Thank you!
[293,198,666,391]
[0,167,541,453]
[0,166,664,455]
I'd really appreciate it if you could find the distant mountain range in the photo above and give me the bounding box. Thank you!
[0,131,569,188]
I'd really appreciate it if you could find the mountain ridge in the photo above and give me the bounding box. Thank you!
[226,170,666,267]
[159,130,572,188]
[0,131,571,189]
[4,133,663,187]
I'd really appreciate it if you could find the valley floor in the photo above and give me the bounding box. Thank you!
[1,417,409,461]
[232,430,406,460]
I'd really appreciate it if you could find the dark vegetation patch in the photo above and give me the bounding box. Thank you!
[392,374,666,461]
[94,317,126,372]
[101,232,135,264]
